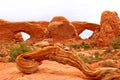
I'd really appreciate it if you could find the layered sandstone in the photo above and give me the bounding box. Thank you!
[16,46,120,80]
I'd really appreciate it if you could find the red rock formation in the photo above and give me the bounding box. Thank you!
[71,21,100,38]
[46,16,79,42]
[14,32,24,42]
[0,27,14,43]
[90,11,120,46]
[0,19,9,25]
[0,11,120,46]
[50,16,69,22]
[16,46,120,79]
[29,21,49,30]
[0,17,80,44]
[0,22,45,43]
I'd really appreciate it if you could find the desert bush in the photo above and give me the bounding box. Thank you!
[117,32,120,37]
[9,42,31,62]
[94,51,99,58]
[70,44,81,49]
[111,39,120,49]
[77,53,91,63]
[80,42,93,50]
[70,42,93,50]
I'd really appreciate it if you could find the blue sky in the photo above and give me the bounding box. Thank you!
[0,0,120,40]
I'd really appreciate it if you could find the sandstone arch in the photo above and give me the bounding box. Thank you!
[71,21,100,35]
[28,21,49,30]
[14,32,24,42]
[0,11,120,46]
[21,32,30,41]
[0,22,45,43]
[0,27,14,43]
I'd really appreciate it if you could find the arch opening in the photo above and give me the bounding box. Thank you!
[14,32,30,42]
[79,29,93,39]
[21,32,30,41]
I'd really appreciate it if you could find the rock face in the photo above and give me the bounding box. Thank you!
[28,21,49,30]
[0,22,45,43]
[0,19,9,25]
[46,16,78,42]
[71,21,100,38]
[14,32,24,42]
[90,11,120,46]
[0,10,120,46]
[0,16,79,44]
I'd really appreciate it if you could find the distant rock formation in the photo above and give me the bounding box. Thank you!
[90,11,120,46]
[0,16,80,44]
[0,19,9,24]
[46,16,78,42]
[0,10,120,46]
[28,21,49,30]
[14,32,24,42]
[71,21,100,37]
[0,22,45,43]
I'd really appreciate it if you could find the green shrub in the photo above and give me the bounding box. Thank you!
[111,39,120,49]
[70,44,81,49]
[9,42,31,62]
[77,53,90,63]
[80,42,93,50]
[70,42,93,50]
[117,32,120,37]
[94,51,99,58]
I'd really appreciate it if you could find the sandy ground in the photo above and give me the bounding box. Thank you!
[0,60,87,80]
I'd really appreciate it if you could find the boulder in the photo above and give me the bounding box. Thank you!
[46,16,78,42]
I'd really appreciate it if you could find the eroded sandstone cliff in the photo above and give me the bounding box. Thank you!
[0,10,120,47]
[90,11,120,46]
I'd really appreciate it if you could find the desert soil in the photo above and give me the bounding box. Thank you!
[0,60,87,80]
